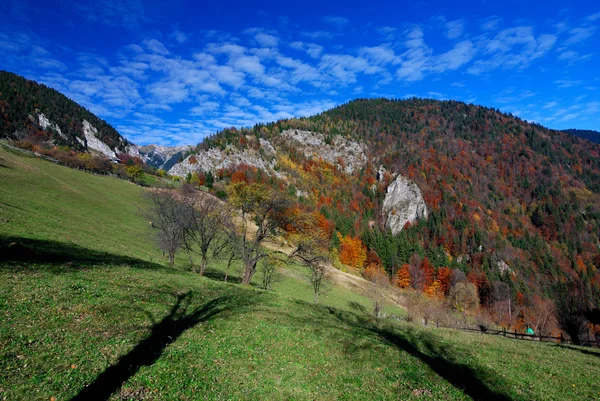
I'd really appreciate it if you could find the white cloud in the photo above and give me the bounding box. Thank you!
[290,41,323,58]
[446,20,465,39]
[377,26,397,40]
[320,54,382,84]
[359,45,397,65]
[434,40,475,72]
[230,55,265,76]
[143,39,170,55]
[481,16,502,31]
[323,16,349,29]
[395,27,475,81]
[563,26,596,46]
[554,79,582,88]
[206,43,247,57]
[255,33,279,47]
[190,101,220,115]
[300,31,334,40]
[468,27,556,74]
[171,31,188,44]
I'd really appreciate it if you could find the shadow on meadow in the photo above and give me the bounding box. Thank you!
[557,343,600,359]
[70,291,259,401]
[326,306,512,401]
[278,300,512,401]
[203,267,243,284]
[0,235,164,271]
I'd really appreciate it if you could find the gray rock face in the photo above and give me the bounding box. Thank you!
[279,129,366,174]
[382,174,428,235]
[168,145,275,177]
[138,144,192,170]
[496,260,512,274]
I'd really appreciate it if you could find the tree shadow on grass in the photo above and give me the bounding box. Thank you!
[321,306,512,401]
[203,268,242,284]
[557,343,600,359]
[0,235,164,271]
[347,301,369,314]
[70,291,256,401]
[0,200,25,211]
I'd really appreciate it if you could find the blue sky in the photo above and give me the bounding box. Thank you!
[1,0,598,146]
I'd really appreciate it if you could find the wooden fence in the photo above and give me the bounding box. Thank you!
[446,326,600,348]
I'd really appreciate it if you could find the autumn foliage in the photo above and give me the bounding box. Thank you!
[395,264,411,288]
[338,233,367,268]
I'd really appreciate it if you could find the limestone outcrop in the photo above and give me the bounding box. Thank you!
[382,174,428,234]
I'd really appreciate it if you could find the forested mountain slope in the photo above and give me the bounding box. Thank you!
[562,128,600,144]
[179,98,600,306]
[0,70,135,155]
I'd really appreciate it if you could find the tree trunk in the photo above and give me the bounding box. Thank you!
[241,261,256,285]
[568,329,581,346]
[199,258,207,276]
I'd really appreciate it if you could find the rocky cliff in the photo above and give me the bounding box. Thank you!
[167,130,366,179]
[382,174,428,235]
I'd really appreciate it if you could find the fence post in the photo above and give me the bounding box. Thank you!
[587,331,590,346]
[560,332,564,343]
[514,329,517,339]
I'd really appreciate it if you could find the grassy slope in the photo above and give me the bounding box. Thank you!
[1,144,599,401]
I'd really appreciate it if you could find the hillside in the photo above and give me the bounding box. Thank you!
[170,98,600,310]
[2,141,600,400]
[0,70,140,158]
[562,129,600,144]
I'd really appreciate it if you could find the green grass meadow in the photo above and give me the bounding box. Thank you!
[1,144,599,400]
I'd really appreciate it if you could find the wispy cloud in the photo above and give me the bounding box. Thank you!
[323,16,350,29]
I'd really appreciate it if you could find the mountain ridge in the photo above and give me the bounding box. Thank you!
[562,128,600,144]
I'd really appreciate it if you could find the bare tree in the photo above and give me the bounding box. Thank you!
[145,189,187,265]
[223,231,242,283]
[228,183,296,285]
[491,281,512,327]
[365,266,391,318]
[179,192,232,276]
[289,234,331,304]
[474,309,494,332]
[305,261,331,304]
[408,254,424,290]
[527,295,555,340]
[259,255,282,290]
[451,269,467,287]
[404,291,447,326]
